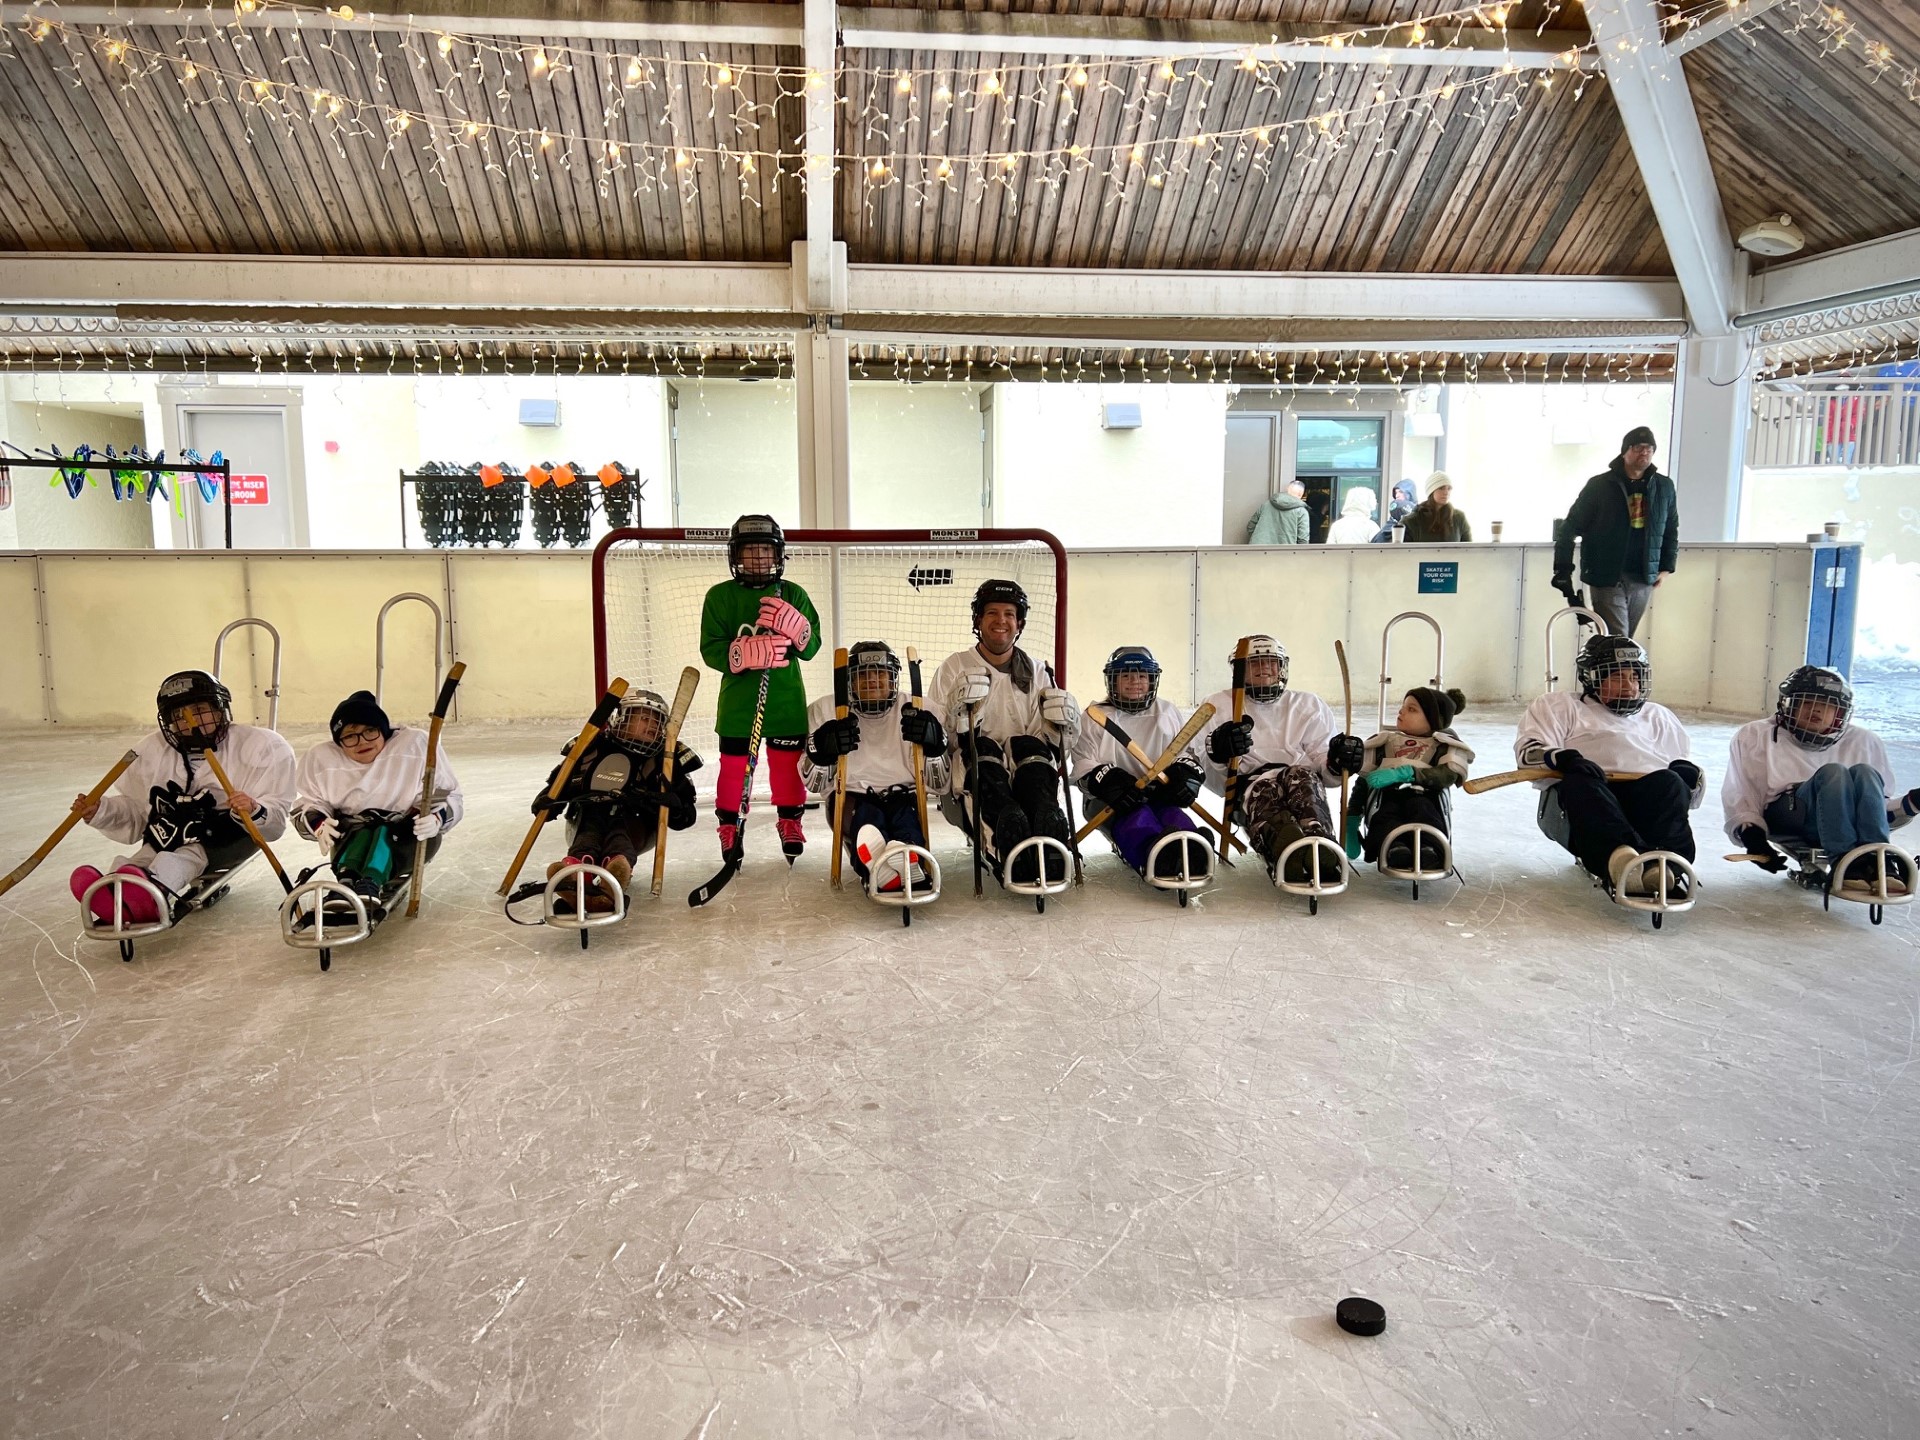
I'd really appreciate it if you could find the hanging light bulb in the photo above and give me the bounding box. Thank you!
[715,64,733,86]
[897,73,913,94]
[531,48,549,74]
[626,57,645,86]
[437,33,454,58]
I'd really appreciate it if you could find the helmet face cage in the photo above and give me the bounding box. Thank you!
[613,691,669,756]
[971,580,1029,640]
[1104,647,1162,713]
[157,671,233,754]
[729,514,786,587]
[848,643,901,717]
[1776,666,1852,749]
[1577,637,1650,715]
[1237,636,1289,703]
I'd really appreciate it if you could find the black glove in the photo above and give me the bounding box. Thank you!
[900,707,947,758]
[807,715,860,762]
[1148,759,1205,810]
[1087,764,1144,812]
[531,791,568,818]
[1208,719,1254,763]
[1668,758,1702,791]
[1899,786,1920,820]
[1736,823,1787,873]
[1412,765,1462,790]
[1326,734,1365,776]
[1546,748,1607,784]
[1552,572,1580,607]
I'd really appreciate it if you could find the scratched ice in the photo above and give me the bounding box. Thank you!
[1,710,1917,1437]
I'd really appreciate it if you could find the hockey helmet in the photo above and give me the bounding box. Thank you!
[729,514,786,587]
[613,689,670,756]
[848,641,901,717]
[1775,665,1852,750]
[971,578,1029,637]
[1233,635,1289,703]
[1103,646,1162,713]
[157,669,234,754]
[1577,634,1650,715]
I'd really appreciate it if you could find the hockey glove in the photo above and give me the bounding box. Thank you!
[900,708,947,757]
[1901,786,1920,820]
[807,715,861,762]
[1667,757,1703,791]
[1086,764,1145,812]
[757,596,812,649]
[1737,823,1786,873]
[1364,764,1417,791]
[1326,734,1365,776]
[1148,758,1205,810]
[1040,687,1079,736]
[294,808,329,842]
[531,792,569,818]
[1208,719,1254,763]
[1552,573,1580,607]
[1413,765,1463,790]
[728,634,791,673]
[1546,749,1607,784]
[413,808,446,841]
[958,669,993,709]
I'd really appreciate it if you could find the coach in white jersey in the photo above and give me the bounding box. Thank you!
[803,641,950,894]
[1070,646,1211,880]
[927,579,1081,886]
[1515,634,1703,897]
[1723,665,1915,894]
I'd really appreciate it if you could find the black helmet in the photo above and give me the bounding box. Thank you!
[613,689,670,757]
[1576,635,1650,716]
[971,579,1028,635]
[847,641,901,717]
[1775,665,1852,749]
[157,669,234,754]
[1103,646,1162,713]
[729,514,786,587]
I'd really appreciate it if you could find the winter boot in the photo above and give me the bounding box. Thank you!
[547,856,581,914]
[1153,832,1209,880]
[606,856,634,893]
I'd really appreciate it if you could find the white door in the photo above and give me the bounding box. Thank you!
[180,408,296,549]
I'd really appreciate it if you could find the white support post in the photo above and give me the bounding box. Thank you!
[802,0,838,314]
[1671,334,1753,542]
[794,326,851,528]
[794,0,848,531]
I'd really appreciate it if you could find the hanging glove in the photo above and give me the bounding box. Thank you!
[757,596,812,649]
[1086,764,1144,812]
[807,715,861,763]
[1040,687,1079,736]
[1546,748,1607,784]
[1364,764,1417,791]
[412,808,445,841]
[728,634,791,672]
[1147,758,1204,810]
[900,708,947,758]
[312,816,340,857]
[1208,719,1253,763]
[1413,765,1463,790]
[1668,757,1703,791]
[1326,734,1365,776]
[1737,823,1787,873]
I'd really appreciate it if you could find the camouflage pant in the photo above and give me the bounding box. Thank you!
[1238,765,1334,863]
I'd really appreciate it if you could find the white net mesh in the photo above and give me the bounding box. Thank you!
[598,532,1064,763]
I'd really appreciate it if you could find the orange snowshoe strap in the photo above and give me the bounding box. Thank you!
[525,464,552,488]
[551,463,578,488]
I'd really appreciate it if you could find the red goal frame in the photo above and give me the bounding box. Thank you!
[590,527,1071,694]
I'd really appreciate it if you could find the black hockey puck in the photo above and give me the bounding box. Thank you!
[1335,1297,1386,1336]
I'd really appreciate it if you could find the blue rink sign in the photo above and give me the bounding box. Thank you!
[1418,561,1459,595]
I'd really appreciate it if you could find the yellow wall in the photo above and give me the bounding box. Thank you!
[1,383,155,550]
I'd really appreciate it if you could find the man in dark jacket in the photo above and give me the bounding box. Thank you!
[1552,426,1678,637]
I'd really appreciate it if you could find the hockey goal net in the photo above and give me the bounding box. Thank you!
[592,528,1069,760]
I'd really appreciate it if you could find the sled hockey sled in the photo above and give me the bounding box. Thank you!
[1271,834,1349,915]
[1741,837,1916,926]
[1600,849,1698,929]
[864,842,942,926]
[1143,831,1214,907]
[998,835,1074,913]
[78,855,253,963]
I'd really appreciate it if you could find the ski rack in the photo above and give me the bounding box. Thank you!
[1000,836,1073,912]
[543,861,627,948]
[280,877,372,972]
[1376,823,1453,898]
[375,593,446,707]
[865,842,942,926]
[1608,850,1698,928]
[1271,834,1349,914]
[213,617,283,731]
[1144,830,1214,907]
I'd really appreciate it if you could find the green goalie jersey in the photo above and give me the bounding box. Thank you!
[697,579,822,738]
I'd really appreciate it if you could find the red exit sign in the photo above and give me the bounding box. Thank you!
[228,473,271,506]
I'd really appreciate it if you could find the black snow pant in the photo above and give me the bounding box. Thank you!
[1360,784,1450,863]
[1538,770,1695,879]
[942,734,1070,884]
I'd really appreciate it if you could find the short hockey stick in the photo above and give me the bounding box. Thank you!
[405,661,465,919]
[0,749,137,898]
[1074,703,1216,843]
[1081,705,1242,856]
[651,667,701,899]
[1463,766,1647,795]
[828,647,851,891]
[966,707,985,898]
[906,647,931,850]
[1219,637,1251,858]
[1044,662,1084,885]
[200,748,293,894]
[499,680,629,895]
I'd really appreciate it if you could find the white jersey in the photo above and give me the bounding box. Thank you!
[927,645,1075,796]
[800,694,951,796]
[1514,691,1701,805]
[89,724,297,844]
[1070,698,1201,784]
[1195,688,1339,793]
[296,726,464,830]
[1721,718,1898,842]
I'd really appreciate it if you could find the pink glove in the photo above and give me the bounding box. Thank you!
[757,597,812,648]
[728,634,791,672]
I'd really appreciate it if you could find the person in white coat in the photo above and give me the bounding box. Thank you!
[1723,665,1914,894]
[293,690,463,913]
[927,579,1080,886]
[68,669,296,925]
[1069,647,1210,880]
[1325,487,1379,545]
[803,641,950,894]
[1515,634,1703,898]
[1196,635,1365,884]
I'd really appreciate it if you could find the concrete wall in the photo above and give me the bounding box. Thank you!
[1,382,155,550]
[850,381,985,528]
[669,380,799,527]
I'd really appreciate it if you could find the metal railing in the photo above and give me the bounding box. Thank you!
[1750,377,1920,470]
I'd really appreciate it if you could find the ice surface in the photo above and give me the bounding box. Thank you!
[2,708,1918,1437]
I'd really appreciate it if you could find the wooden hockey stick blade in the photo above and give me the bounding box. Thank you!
[200,748,294,893]
[0,749,137,898]
[499,678,629,894]
[1464,766,1647,795]
[406,661,466,918]
[652,666,701,899]
[1074,703,1216,843]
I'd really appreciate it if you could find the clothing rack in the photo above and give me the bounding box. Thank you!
[0,456,234,547]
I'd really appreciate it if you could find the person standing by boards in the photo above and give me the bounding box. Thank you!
[1552,427,1678,637]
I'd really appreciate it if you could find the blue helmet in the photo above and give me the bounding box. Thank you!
[1103,646,1162,713]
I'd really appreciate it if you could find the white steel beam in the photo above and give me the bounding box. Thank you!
[846,265,1685,325]
[802,0,839,312]
[1739,228,1920,326]
[1587,0,1740,335]
[1667,0,1793,58]
[839,9,1585,69]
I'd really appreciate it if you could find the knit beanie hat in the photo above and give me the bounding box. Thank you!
[330,690,392,744]
[1421,470,1452,500]
[1621,425,1657,453]
[1408,686,1466,733]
